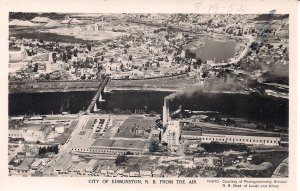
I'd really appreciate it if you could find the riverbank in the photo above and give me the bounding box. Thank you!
[9,78,289,100]
[9,80,101,94]
[106,86,251,95]
[8,75,194,94]
[106,87,177,92]
[209,33,254,64]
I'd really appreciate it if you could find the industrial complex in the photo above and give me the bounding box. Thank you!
[8,93,288,178]
[8,13,289,178]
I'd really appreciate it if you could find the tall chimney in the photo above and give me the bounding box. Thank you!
[163,98,169,126]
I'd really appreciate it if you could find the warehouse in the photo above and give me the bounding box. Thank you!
[181,129,281,146]
[71,139,146,155]
[9,124,52,142]
[181,131,202,140]
[201,130,281,146]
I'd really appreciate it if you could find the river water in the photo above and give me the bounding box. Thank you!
[9,90,288,127]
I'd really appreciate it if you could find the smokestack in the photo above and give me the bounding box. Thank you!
[163,98,170,126]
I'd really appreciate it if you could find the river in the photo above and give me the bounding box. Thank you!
[9,90,288,127]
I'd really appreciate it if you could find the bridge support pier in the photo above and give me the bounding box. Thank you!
[98,92,105,102]
[93,102,99,112]
[103,86,108,93]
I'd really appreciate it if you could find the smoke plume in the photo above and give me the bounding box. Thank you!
[165,77,248,101]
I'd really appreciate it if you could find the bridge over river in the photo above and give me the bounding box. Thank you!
[86,76,110,113]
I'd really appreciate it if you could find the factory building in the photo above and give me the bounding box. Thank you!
[161,96,181,151]
[201,130,281,146]
[9,125,52,142]
[181,131,202,140]
[181,130,281,146]
[162,94,281,148]
[161,120,181,151]
[71,139,147,155]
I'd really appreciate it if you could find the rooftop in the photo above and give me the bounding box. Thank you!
[124,165,140,173]
[9,123,51,131]
[31,159,42,167]
[72,161,86,171]
[54,155,72,170]
[114,116,156,139]
[95,160,109,172]
[16,157,35,171]
[31,53,50,62]
[86,159,98,166]
[202,130,280,138]
[182,130,202,136]
[90,139,146,150]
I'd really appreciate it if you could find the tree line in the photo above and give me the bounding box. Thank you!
[38,145,59,156]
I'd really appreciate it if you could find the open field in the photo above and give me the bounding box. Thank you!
[10,27,92,44]
[49,27,128,41]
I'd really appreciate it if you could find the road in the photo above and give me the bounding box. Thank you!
[41,115,88,174]
[230,35,254,64]
[8,144,24,162]
[271,157,288,177]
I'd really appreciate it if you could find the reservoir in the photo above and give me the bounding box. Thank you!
[184,37,236,63]
[9,90,288,127]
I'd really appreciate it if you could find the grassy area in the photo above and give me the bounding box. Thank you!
[181,124,202,131]
[84,118,96,129]
[277,164,288,175]
[52,134,69,145]
[251,150,288,167]
[243,150,288,177]
[201,142,250,153]
[10,12,67,20]
[9,81,101,93]
[67,120,79,132]
[10,29,92,44]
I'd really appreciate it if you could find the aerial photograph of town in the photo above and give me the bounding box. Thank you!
[8,12,289,178]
